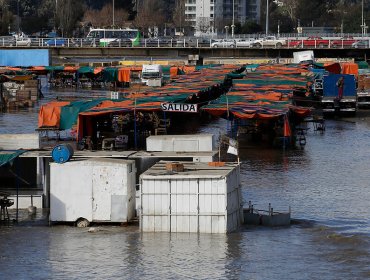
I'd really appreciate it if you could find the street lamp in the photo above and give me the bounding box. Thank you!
[55,0,58,32]
[361,0,368,36]
[231,0,235,38]
[112,0,115,27]
[225,26,229,39]
[265,0,269,35]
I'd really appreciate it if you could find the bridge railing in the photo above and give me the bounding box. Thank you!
[1,36,370,49]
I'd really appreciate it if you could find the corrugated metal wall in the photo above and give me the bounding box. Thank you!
[141,172,242,233]
[0,49,50,66]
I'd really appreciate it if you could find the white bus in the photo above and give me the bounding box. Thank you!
[86,28,140,47]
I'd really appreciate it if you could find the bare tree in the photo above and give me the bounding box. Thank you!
[56,0,84,36]
[134,0,166,35]
[172,0,186,32]
[0,0,13,35]
[197,17,211,34]
[83,3,129,28]
[280,0,299,22]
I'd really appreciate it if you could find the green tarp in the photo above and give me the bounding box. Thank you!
[0,150,26,167]
[77,66,95,74]
[103,67,118,82]
[356,61,369,69]
[60,99,107,129]
[45,66,65,71]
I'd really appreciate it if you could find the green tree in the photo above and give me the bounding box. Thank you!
[240,21,263,34]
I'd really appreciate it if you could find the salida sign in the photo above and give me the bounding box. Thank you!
[161,103,198,113]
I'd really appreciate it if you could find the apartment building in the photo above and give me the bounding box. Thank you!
[185,0,261,35]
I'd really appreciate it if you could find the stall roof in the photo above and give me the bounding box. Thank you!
[0,150,26,167]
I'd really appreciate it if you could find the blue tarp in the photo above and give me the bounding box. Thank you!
[323,74,356,98]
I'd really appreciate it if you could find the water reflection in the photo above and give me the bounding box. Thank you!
[1,84,370,278]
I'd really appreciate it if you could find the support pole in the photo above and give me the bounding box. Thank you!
[265,0,269,35]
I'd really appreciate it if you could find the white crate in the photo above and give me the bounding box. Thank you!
[140,161,242,233]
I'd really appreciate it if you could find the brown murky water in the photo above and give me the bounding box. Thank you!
[1,82,370,279]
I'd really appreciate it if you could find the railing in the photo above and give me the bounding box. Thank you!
[1,36,370,49]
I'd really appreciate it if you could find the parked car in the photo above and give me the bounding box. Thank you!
[45,38,81,47]
[298,36,330,48]
[252,36,286,48]
[13,32,31,46]
[175,37,213,47]
[235,39,254,48]
[330,37,357,48]
[45,38,68,46]
[352,40,369,48]
[140,37,174,47]
[15,36,31,47]
[0,36,16,46]
[211,39,236,48]
[287,39,302,48]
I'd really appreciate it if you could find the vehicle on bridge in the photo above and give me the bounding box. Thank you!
[45,38,78,47]
[295,36,330,48]
[0,32,31,47]
[330,37,357,48]
[86,28,140,47]
[352,40,369,48]
[235,39,255,48]
[175,37,214,48]
[13,32,31,47]
[211,39,236,48]
[252,36,286,48]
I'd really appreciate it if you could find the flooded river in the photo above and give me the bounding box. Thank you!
[0,84,370,279]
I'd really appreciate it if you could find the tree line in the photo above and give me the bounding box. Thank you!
[0,0,368,37]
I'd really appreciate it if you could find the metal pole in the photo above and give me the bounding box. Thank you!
[231,0,235,38]
[113,0,115,27]
[362,0,364,35]
[265,0,269,35]
[17,0,20,32]
[16,158,19,222]
[55,0,58,32]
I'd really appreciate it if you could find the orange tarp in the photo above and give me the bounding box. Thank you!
[118,68,131,83]
[283,116,291,137]
[29,66,46,71]
[341,63,358,77]
[38,101,70,127]
[93,67,104,75]
[64,66,78,72]
[170,67,178,77]
[181,66,196,74]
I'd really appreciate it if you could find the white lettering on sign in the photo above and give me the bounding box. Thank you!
[161,103,198,113]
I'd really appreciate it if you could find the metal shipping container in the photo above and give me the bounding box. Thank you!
[50,158,136,225]
[140,161,242,233]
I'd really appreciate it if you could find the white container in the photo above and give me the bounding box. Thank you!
[147,78,162,87]
[108,91,124,99]
[139,161,242,233]
[146,134,215,152]
[50,158,136,224]
[0,133,40,149]
[293,50,314,64]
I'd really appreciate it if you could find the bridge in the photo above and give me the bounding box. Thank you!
[0,37,369,63]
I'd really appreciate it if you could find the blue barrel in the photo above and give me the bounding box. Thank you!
[51,144,74,164]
